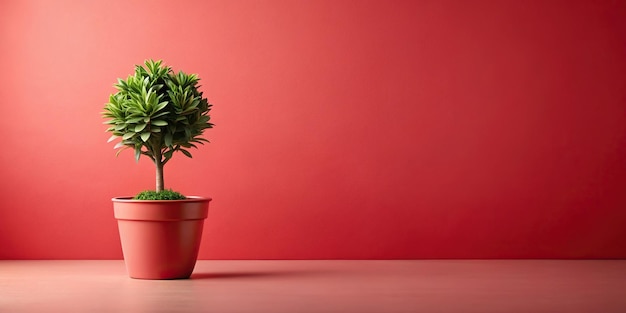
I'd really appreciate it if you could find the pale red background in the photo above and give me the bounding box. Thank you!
[1,0,625,259]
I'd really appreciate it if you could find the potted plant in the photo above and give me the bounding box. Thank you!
[102,60,213,279]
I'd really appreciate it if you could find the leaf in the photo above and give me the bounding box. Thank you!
[115,146,129,157]
[163,149,174,162]
[180,149,192,158]
[135,123,147,132]
[152,111,169,119]
[113,142,125,149]
[140,132,151,142]
[107,135,118,143]
[151,120,167,126]
[181,143,197,149]
[164,132,173,147]
[122,133,135,140]
[127,117,144,124]
[154,101,168,113]
[134,147,141,162]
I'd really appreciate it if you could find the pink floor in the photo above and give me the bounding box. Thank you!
[1,260,624,312]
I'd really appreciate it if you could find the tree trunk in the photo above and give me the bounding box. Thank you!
[155,150,164,192]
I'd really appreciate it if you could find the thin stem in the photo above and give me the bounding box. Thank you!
[154,148,164,192]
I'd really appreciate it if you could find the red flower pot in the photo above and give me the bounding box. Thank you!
[113,196,211,279]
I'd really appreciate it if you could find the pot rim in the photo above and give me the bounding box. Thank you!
[112,196,212,203]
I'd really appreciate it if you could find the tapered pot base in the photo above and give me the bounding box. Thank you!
[113,196,211,280]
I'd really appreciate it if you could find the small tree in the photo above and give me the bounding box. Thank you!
[103,60,213,194]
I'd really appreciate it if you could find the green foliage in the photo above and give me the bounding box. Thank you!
[133,189,187,200]
[102,59,213,165]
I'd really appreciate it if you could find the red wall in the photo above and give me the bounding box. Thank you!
[1,0,625,259]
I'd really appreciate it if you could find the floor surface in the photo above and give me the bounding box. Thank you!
[1,260,625,312]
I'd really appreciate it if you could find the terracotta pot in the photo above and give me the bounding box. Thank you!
[113,196,211,279]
